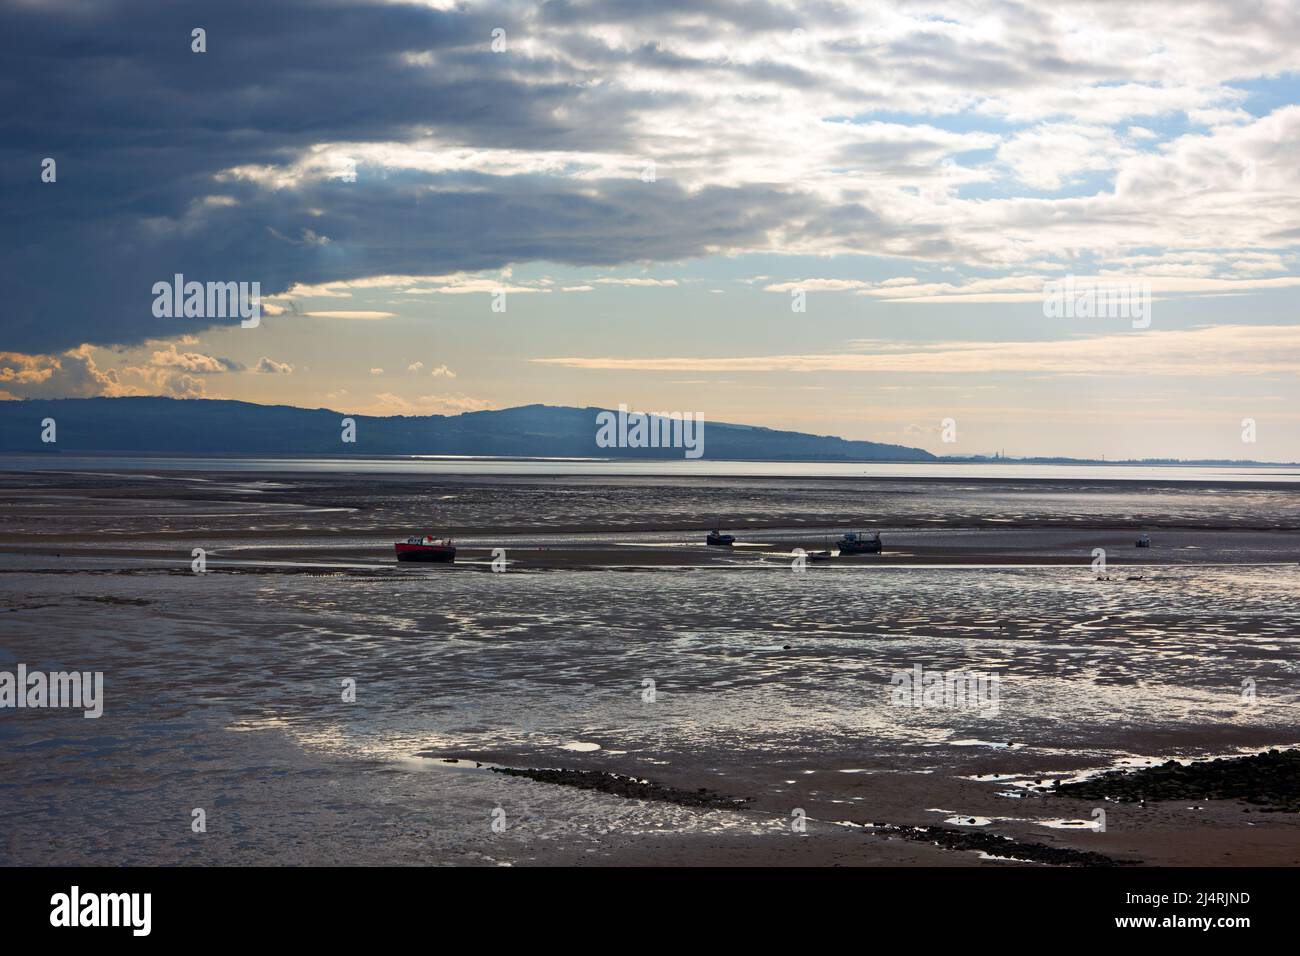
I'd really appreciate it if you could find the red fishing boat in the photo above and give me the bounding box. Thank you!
[394,534,456,563]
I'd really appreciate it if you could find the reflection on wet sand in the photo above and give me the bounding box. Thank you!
[1,469,1298,865]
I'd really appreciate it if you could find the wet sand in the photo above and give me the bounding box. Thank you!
[1,467,1298,866]
[4,466,1300,570]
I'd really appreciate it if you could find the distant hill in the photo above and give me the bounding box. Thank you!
[0,397,936,461]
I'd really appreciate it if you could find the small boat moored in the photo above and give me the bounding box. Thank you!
[836,531,882,555]
[395,534,457,563]
[706,530,736,547]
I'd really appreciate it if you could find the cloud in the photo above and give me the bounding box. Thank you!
[254,357,294,374]
[149,345,243,374]
[996,123,1137,190]
[533,324,1300,377]
[0,347,124,399]
[763,279,876,293]
[365,392,493,415]
[590,277,679,287]
[146,372,207,398]
[903,422,942,436]
[761,272,1300,303]
[285,272,559,298]
[5,0,1300,357]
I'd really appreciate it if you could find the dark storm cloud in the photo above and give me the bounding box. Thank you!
[536,0,807,32]
[1,0,811,352]
[10,0,1276,359]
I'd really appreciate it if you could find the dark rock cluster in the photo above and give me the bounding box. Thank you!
[874,823,1126,866]
[490,766,751,809]
[1055,749,1300,811]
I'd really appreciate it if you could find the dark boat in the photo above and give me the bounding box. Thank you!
[1136,533,1151,548]
[707,530,735,546]
[836,531,881,555]
[395,534,456,563]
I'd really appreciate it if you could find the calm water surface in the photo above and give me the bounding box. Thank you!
[5,455,1300,482]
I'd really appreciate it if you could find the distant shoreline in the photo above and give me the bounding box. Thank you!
[7,398,1297,466]
[1,454,1298,485]
[3,450,1299,467]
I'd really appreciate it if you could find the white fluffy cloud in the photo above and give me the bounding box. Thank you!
[0,344,244,399]
[210,2,1300,277]
[0,348,124,399]
[255,357,294,374]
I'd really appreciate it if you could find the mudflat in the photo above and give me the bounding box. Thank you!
[1,468,1297,865]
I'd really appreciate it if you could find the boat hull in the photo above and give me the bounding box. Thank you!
[838,541,881,555]
[394,543,456,563]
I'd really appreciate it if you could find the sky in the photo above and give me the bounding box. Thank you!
[2,0,1300,460]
